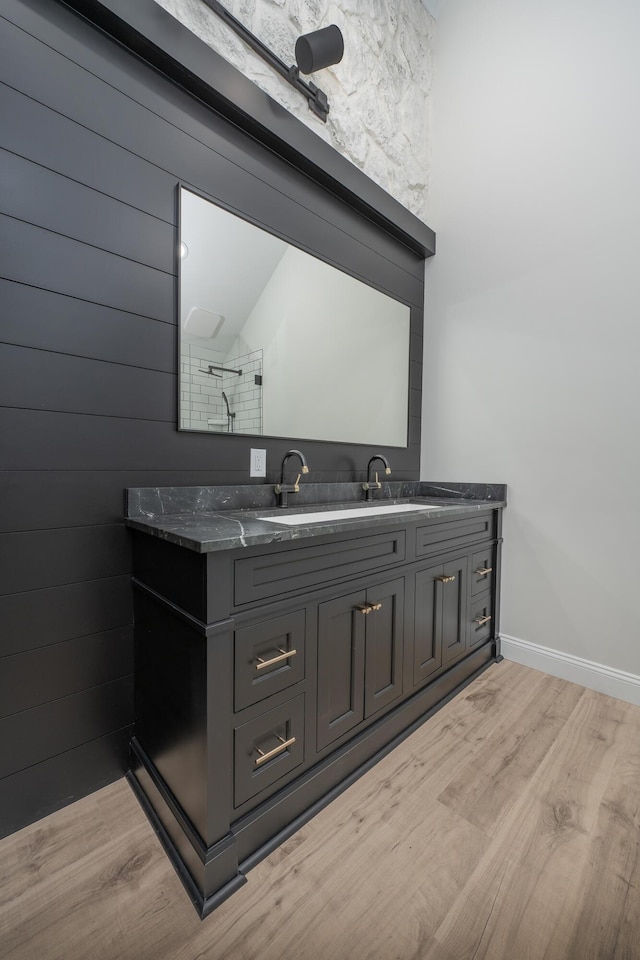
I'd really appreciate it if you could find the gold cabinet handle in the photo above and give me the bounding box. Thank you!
[255,735,296,766]
[475,567,493,577]
[436,575,456,584]
[255,648,297,671]
[355,602,383,615]
[474,614,492,626]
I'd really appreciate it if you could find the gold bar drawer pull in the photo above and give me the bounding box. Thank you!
[255,648,297,671]
[436,575,456,584]
[475,567,493,577]
[474,614,492,626]
[355,602,383,615]
[255,735,296,766]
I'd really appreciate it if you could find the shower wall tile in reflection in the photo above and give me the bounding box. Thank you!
[222,349,263,435]
[180,344,262,434]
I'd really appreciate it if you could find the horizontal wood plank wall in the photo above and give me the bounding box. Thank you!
[0,0,425,837]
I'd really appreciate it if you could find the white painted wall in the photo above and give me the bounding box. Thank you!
[236,246,410,444]
[422,0,640,679]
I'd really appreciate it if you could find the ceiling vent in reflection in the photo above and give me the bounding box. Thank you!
[183,307,225,338]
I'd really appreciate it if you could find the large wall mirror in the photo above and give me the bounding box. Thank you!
[179,187,411,447]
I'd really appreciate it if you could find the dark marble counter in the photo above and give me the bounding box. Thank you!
[125,481,506,554]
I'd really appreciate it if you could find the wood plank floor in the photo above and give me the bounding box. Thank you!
[1,660,639,959]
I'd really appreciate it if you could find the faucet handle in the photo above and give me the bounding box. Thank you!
[362,479,382,491]
[293,473,301,492]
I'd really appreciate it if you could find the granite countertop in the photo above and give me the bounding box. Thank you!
[125,481,506,554]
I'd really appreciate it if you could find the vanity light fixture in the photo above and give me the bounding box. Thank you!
[295,26,344,76]
[200,1,343,121]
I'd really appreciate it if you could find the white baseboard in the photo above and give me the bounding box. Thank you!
[500,634,640,707]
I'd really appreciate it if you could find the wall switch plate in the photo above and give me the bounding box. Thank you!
[250,448,266,477]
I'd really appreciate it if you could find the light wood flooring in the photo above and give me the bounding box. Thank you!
[1,660,639,960]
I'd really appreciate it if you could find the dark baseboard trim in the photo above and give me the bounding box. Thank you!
[127,751,247,919]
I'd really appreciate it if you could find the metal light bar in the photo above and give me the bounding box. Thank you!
[200,0,333,120]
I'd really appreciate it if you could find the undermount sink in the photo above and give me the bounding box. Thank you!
[256,502,443,526]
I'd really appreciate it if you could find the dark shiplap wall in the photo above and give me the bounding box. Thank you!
[0,0,424,837]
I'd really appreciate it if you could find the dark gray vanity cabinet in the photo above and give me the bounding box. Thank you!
[128,506,502,917]
[316,577,404,751]
[412,554,469,685]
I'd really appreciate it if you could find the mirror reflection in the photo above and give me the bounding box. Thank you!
[179,187,411,446]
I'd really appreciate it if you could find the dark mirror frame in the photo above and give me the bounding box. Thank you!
[177,184,411,448]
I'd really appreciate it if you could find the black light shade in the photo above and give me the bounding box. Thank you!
[295,25,344,75]
[202,1,340,119]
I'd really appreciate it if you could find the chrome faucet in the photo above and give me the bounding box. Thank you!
[275,449,309,508]
[362,455,391,501]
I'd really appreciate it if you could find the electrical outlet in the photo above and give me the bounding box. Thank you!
[250,448,266,478]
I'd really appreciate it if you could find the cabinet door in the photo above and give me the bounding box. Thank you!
[441,555,468,665]
[413,554,469,683]
[413,563,444,685]
[317,590,366,751]
[364,578,404,719]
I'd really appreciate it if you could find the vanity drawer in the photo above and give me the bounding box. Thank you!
[416,513,495,557]
[469,592,493,648]
[234,530,406,605]
[234,610,306,711]
[234,695,305,807]
[470,546,495,597]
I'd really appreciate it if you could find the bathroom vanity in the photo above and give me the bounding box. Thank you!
[126,482,504,916]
